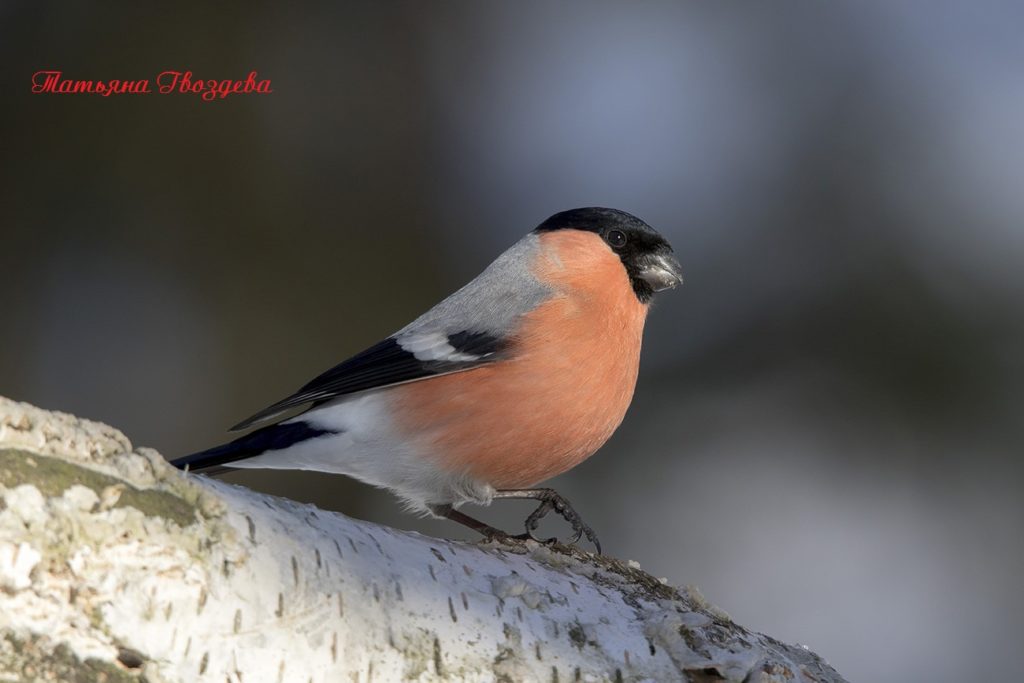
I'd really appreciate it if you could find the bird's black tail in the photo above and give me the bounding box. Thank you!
[169,421,335,474]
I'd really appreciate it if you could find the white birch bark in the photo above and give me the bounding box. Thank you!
[0,396,846,682]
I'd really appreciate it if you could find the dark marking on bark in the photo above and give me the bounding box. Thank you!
[199,651,209,675]
[315,547,322,569]
[614,669,624,683]
[333,538,344,559]
[331,632,338,663]
[277,659,285,683]
[535,642,542,660]
[461,592,468,610]
[233,609,242,634]
[430,547,447,563]
[462,564,473,576]
[551,666,559,683]
[116,646,145,669]
[428,636,442,676]
[516,606,523,622]
[338,592,344,617]
[574,666,581,681]
[276,593,284,618]
[349,537,359,554]
[568,623,586,650]
[448,596,458,622]
[197,588,208,615]
[648,639,657,656]
[292,555,299,586]
[369,535,384,555]
[164,602,173,620]
[428,564,437,581]
[184,636,192,657]
[372,583,380,602]
[246,515,256,543]
[395,580,404,601]
[570,581,579,594]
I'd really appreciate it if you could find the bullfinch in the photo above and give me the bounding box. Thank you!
[172,208,682,552]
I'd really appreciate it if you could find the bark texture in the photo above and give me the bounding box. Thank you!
[0,396,847,682]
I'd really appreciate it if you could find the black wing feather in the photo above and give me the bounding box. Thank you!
[229,334,506,431]
[171,421,337,472]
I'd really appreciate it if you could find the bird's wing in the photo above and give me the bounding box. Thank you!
[230,232,551,432]
[229,330,507,431]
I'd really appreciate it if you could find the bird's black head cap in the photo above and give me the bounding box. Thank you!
[534,207,682,303]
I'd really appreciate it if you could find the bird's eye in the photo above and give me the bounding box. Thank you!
[607,230,627,248]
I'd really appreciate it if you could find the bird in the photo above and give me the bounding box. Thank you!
[171,207,682,553]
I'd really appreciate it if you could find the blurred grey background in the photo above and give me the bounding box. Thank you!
[2,2,1022,680]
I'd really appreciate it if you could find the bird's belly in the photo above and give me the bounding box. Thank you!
[392,299,645,488]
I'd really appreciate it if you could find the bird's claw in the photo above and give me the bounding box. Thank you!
[519,492,602,554]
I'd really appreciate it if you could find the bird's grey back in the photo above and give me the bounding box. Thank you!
[396,233,551,341]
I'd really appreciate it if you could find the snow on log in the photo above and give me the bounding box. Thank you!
[0,396,847,682]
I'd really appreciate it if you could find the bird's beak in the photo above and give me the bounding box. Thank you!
[637,251,684,291]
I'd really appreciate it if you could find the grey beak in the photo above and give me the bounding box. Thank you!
[637,251,684,291]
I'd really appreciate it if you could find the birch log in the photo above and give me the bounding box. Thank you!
[0,396,846,683]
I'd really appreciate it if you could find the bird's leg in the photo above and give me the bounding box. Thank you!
[429,504,512,542]
[493,488,602,554]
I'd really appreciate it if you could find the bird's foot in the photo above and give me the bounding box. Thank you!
[495,488,602,554]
